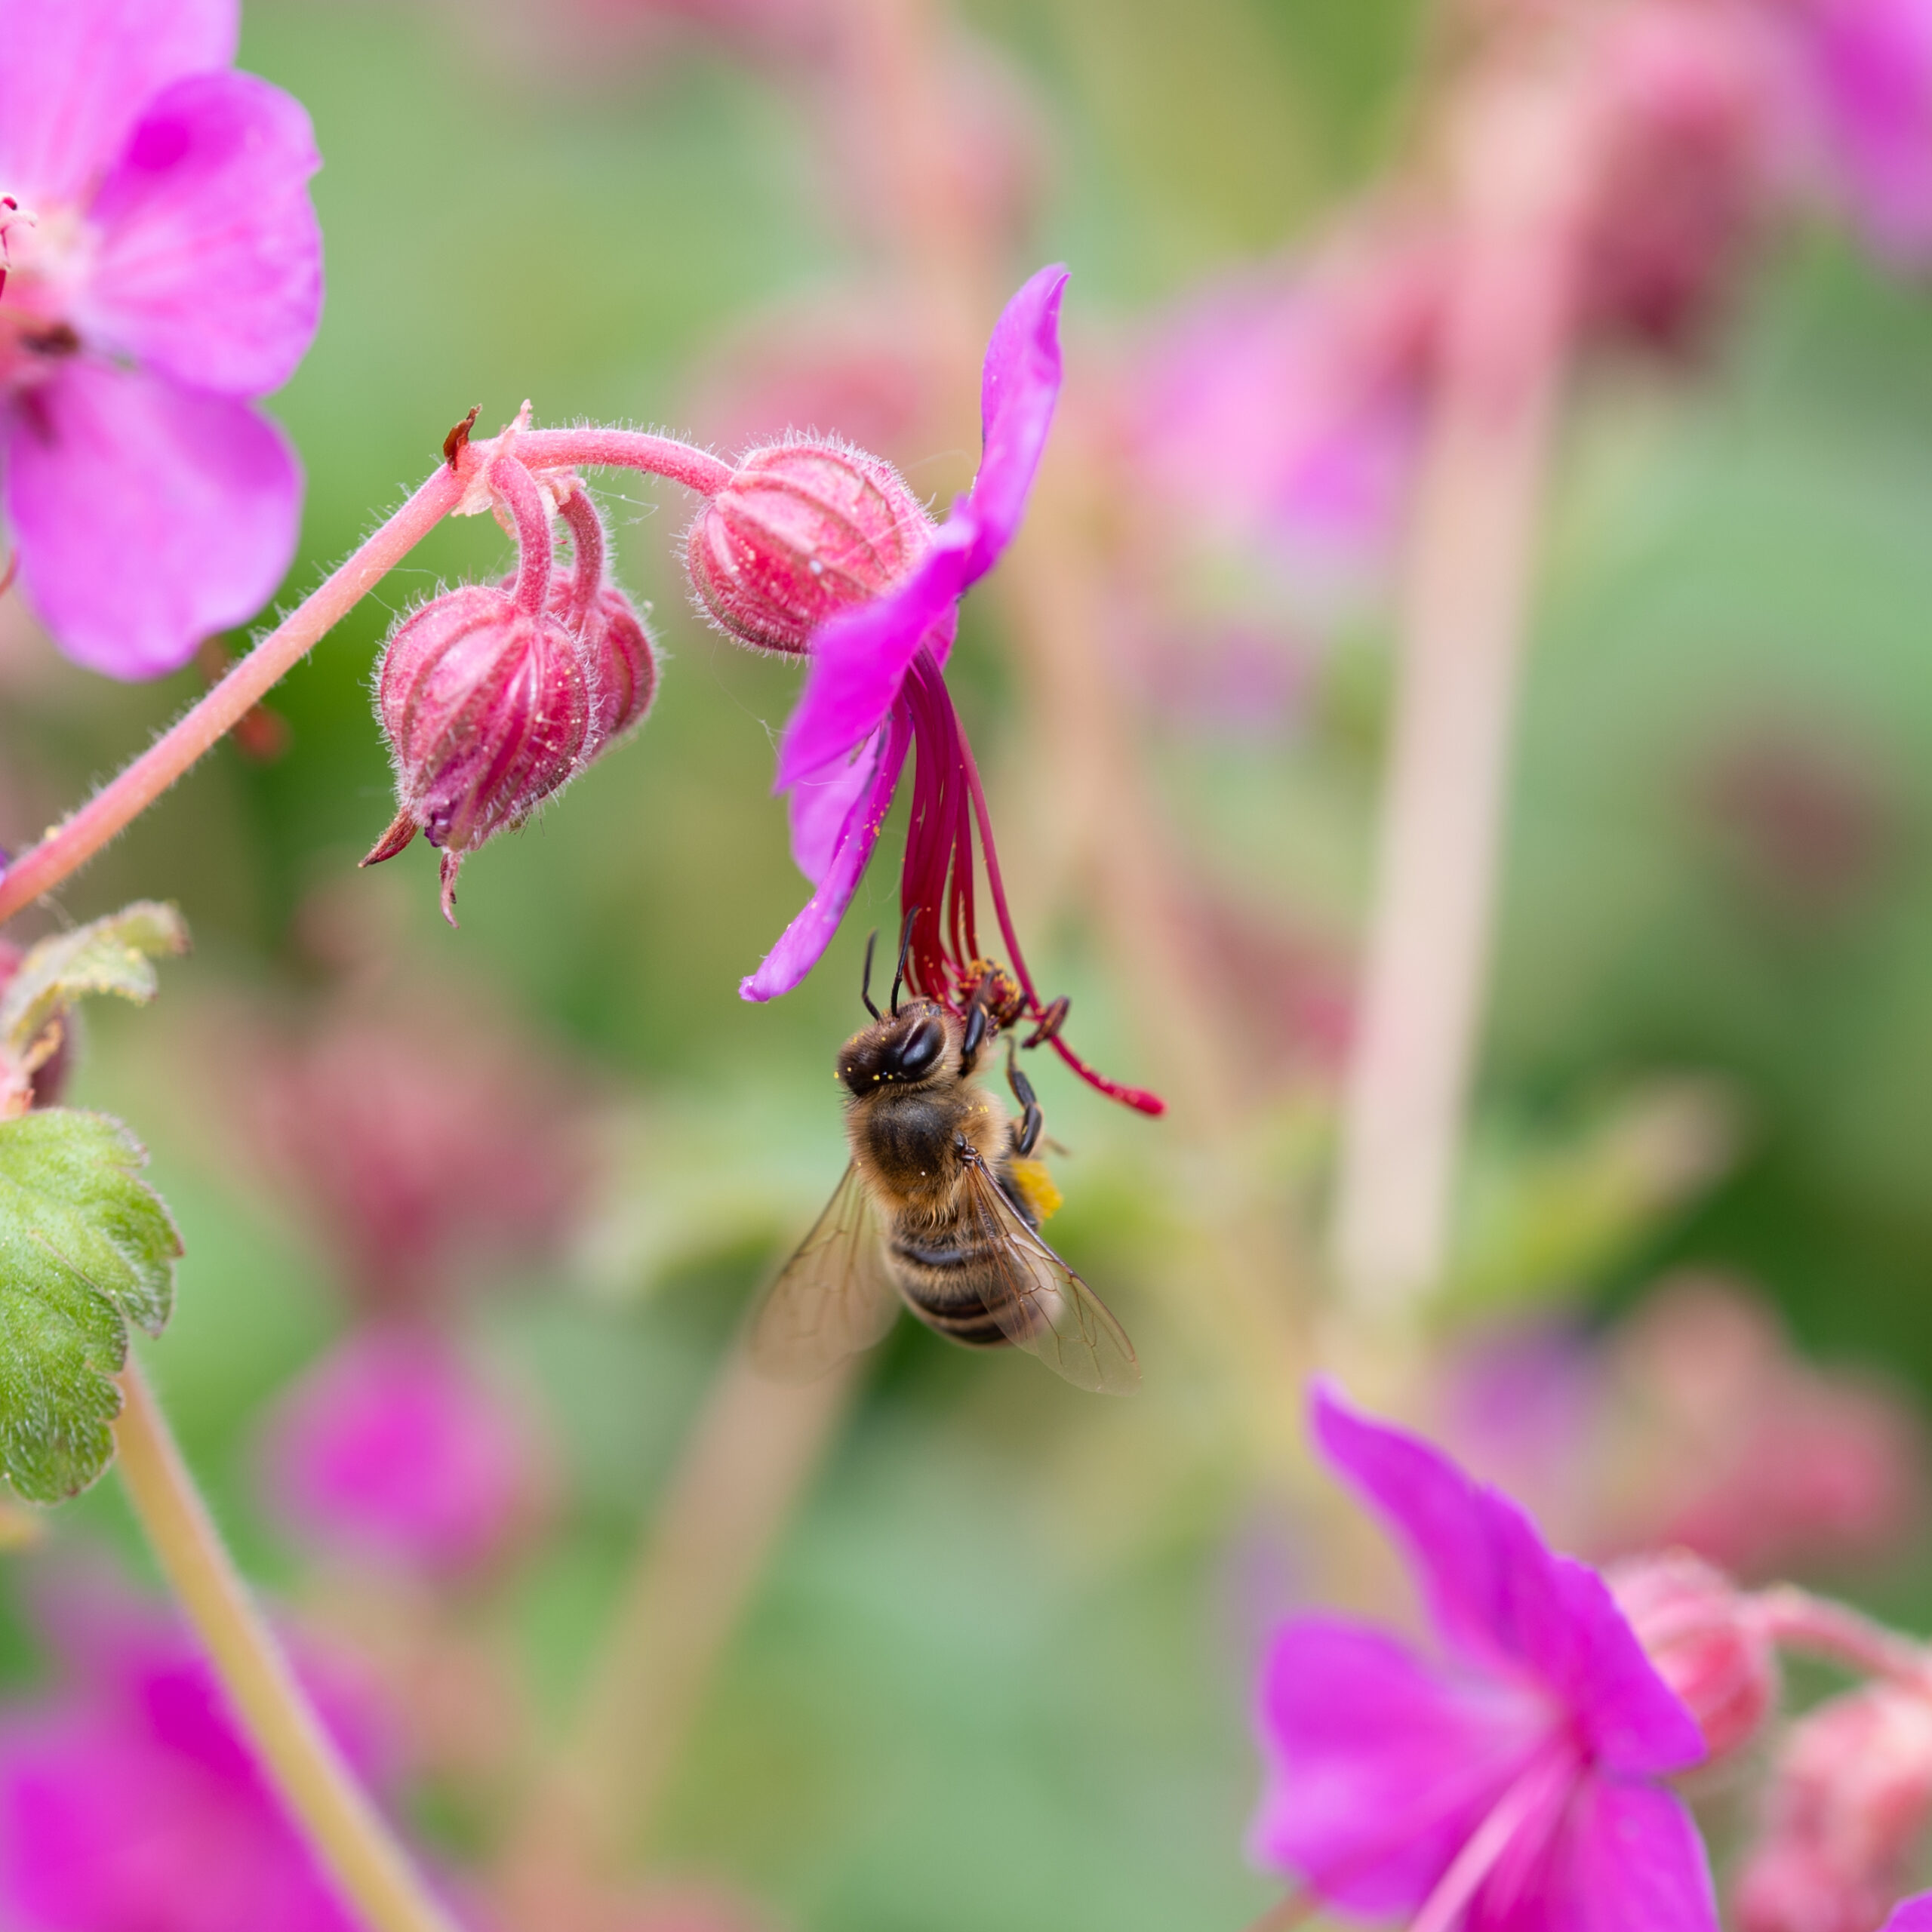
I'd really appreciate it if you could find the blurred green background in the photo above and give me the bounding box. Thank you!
[12,0,1932,1925]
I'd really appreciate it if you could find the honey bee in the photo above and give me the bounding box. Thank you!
[749,924,1140,1395]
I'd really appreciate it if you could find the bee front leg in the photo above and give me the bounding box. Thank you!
[1006,1048,1044,1158]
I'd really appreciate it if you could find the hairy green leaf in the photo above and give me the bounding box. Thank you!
[0,903,189,1110]
[0,1109,182,1503]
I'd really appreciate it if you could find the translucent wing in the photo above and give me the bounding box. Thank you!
[749,1161,900,1381]
[956,1152,1140,1395]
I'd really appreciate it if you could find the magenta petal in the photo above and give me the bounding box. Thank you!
[263,1325,546,1576]
[773,529,968,792]
[78,71,323,395]
[1885,1898,1932,1932]
[1310,1383,1704,1778]
[1249,1618,1553,1915]
[1808,0,1932,263]
[789,728,888,885]
[1484,1774,1718,1932]
[5,359,300,678]
[744,707,912,1001]
[963,263,1067,582]
[0,0,235,205]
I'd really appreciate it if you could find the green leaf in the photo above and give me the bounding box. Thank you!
[0,902,189,1109]
[0,1109,182,1503]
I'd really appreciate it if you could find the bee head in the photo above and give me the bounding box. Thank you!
[838,1001,950,1094]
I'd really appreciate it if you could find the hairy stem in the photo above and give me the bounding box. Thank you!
[0,463,466,922]
[1756,1586,1932,1691]
[499,1343,860,1920]
[1327,75,1586,1314]
[114,1358,461,1932]
[0,423,729,924]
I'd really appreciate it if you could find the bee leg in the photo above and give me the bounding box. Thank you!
[1007,1046,1044,1158]
[961,974,998,1069]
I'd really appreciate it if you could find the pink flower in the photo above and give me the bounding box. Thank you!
[262,1323,554,1577]
[0,1588,393,1932]
[1887,1900,1932,1930]
[1251,1384,1715,1931]
[0,0,321,678]
[1734,1684,1932,1932]
[1800,0,1932,263]
[708,265,1159,1112]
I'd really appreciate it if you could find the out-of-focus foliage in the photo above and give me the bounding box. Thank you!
[8,0,1932,1927]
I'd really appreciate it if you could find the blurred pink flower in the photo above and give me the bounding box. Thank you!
[1251,1383,1715,1930]
[1126,233,1438,577]
[1886,1898,1932,1930]
[1734,1684,1932,1932]
[0,1586,394,1932]
[0,0,321,677]
[253,1004,591,1313]
[1601,1275,1924,1580]
[1798,0,1932,261]
[262,1323,555,1577]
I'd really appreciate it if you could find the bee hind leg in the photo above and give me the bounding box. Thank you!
[1006,1046,1043,1158]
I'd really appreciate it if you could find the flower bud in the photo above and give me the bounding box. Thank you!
[1735,1685,1932,1932]
[685,439,934,654]
[1610,1551,1778,1761]
[533,570,658,758]
[364,585,591,923]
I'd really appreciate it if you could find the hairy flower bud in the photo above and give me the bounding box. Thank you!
[1735,1685,1932,1932]
[1610,1551,1778,1761]
[685,439,934,654]
[364,585,591,923]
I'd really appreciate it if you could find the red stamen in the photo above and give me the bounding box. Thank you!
[898,647,1166,1118]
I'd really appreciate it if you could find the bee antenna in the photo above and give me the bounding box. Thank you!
[891,904,920,1017]
[860,929,881,1020]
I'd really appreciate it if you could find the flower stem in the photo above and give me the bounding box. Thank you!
[497,1341,860,1920]
[0,421,729,926]
[1755,1585,1932,1691]
[114,1357,461,1932]
[0,462,466,923]
[1235,1893,1319,1932]
[1327,73,1586,1313]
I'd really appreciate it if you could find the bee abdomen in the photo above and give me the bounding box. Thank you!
[888,1236,1015,1350]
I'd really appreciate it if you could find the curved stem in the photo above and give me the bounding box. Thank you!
[509,429,733,497]
[0,462,466,923]
[0,421,731,927]
[1755,1586,1932,1692]
[497,1341,860,1921]
[114,1358,460,1932]
[490,456,556,619]
[556,485,608,630]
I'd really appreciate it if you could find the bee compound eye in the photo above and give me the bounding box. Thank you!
[891,1017,946,1080]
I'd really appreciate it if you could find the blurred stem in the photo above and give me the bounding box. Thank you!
[498,1344,860,1920]
[1238,1891,1318,1932]
[1327,73,1586,1316]
[1756,1586,1932,1691]
[0,423,728,926]
[114,1358,462,1932]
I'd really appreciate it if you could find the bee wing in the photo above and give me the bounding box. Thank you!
[957,1154,1140,1396]
[748,1161,900,1381]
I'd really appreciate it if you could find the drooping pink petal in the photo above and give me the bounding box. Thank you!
[1311,1384,1704,1779]
[789,727,888,885]
[1886,1898,1932,1932]
[772,529,967,792]
[963,262,1066,581]
[1478,1773,1717,1932]
[78,71,323,395]
[0,0,235,207]
[3,358,300,678]
[744,706,912,1001]
[1249,1618,1555,1917]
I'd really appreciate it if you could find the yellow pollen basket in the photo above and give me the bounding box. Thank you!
[1008,1156,1062,1223]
